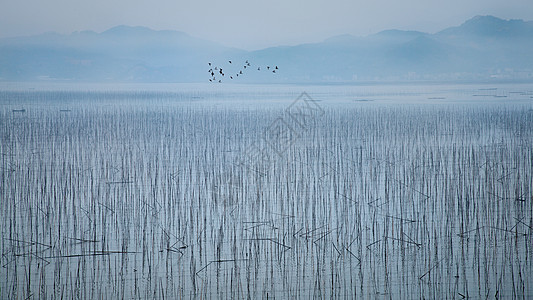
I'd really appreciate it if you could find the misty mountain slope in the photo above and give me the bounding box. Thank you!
[434,16,533,74]
[382,36,454,73]
[241,30,432,81]
[1,16,532,82]
[0,26,244,82]
[438,15,533,38]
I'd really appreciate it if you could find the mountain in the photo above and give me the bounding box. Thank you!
[1,16,532,83]
[437,15,533,38]
[0,26,244,82]
[241,15,533,82]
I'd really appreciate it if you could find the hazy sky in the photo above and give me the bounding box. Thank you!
[1,0,532,49]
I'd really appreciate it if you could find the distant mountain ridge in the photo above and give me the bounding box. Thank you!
[1,15,532,83]
[0,26,245,82]
[437,15,533,37]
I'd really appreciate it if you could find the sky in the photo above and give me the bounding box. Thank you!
[1,0,532,50]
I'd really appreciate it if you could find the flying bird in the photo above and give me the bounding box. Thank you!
[206,59,279,82]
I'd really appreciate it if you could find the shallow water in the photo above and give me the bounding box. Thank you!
[1,82,532,298]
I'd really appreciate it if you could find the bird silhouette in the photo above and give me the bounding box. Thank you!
[206,59,279,82]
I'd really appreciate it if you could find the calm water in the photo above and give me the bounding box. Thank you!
[1,82,532,298]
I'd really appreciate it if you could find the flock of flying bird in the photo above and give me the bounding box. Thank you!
[208,60,279,82]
